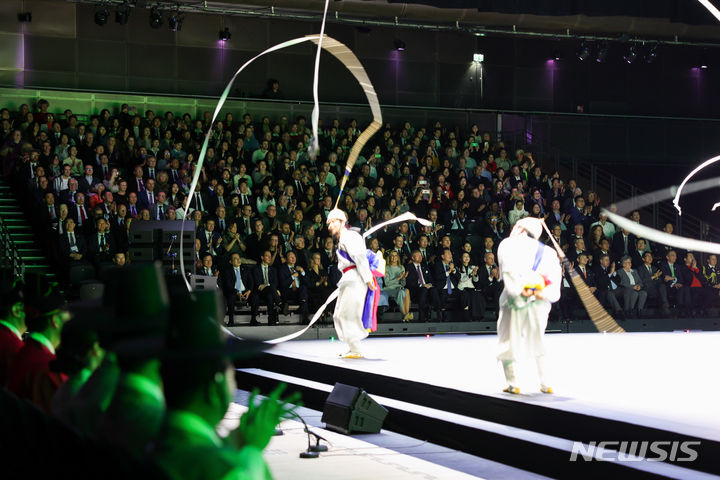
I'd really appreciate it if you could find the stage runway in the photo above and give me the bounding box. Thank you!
[268,331,720,443]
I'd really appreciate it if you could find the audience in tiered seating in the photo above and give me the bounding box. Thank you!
[2,100,719,324]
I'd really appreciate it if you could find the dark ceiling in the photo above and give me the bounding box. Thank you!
[188,0,720,41]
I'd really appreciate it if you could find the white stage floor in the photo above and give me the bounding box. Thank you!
[268,332,720,442]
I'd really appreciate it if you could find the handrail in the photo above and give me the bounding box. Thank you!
[0,216,24,280]
[4,85,720,124]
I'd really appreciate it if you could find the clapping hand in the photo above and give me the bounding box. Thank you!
[233,384,301,451]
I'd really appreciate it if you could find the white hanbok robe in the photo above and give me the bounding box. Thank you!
[333,228,375,349]
[496,234,562,362]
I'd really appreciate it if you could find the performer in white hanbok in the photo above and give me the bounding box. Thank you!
[326,209,383,359]
[497,217,562,394]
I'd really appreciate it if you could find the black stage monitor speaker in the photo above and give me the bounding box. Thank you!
[321,383,388,434]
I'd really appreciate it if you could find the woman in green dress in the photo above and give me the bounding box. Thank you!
[382,250,413,322]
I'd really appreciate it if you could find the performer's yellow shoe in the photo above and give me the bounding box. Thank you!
[340,352,364,359]
[402,312,414,322]
[540,386,554,394]
[503,385,520,395]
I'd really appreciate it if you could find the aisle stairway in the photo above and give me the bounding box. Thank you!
[0,179,57,283]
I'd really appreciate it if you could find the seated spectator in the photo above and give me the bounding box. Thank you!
[8,291,69,413]
[611,228,637,263]
[198,253,219,277]
[87,217,116,267]
[457,252,486,321]
[508,200,528,227]
[0,281,26,387]
[51,313,105,423]
[684,252,715,316]
[218,253,253,327]
[433,248,461,321]
[592,254,622,316]
[381,251,412,322]
[250,250,281,326]
[477,252,503,313]
[406,250,441,322]
[196,218,222,258]
[660,250,691,317]
[59,218,87,265]
[702,254,720,302]
[306,252,332,319]
[152,290,292,480]
[278,251,309,323]
[637,251,670,317]
[616,256,648,318]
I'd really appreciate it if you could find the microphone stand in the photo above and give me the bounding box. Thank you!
[291,412,328,458]
[166,234,177,274]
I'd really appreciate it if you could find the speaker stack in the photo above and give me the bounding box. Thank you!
[127,220,195,273]
[321,383,388,435]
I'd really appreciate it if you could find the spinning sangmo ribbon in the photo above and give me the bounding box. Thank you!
[178,33,383,291]
[175,21,426,342]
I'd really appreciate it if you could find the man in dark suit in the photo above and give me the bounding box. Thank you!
[68,192,92,235]
[637,251,670,316]
[660,250,692,317]
[244,219,266,262]
[86,217,116,267]
[563,252,594,319]
[433,248,461,321]
[138,179,157,210]
[251,250,282,325]
[77,164,100,193]
[218,253,254,326]
[127,165,146,194]
[476,252,503,314]
[278,251,309,323]
[406,250,442,322]
[110,204,130,253]
[196,218,222,258]
[593,254,623,315]
[198,253,219,277]
[611,228,637,263]
[58,218,87,265]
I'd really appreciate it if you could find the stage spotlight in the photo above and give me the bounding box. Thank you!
[577,41,591,61]
[168,12,184,32]
[219,27,231,41]
[624,45,638,64]
[115,3,130,25]
[596,43,608,63]
[94,8,110,26]
[394,39,406,51]
[552,49,563,61]
[473,53,484,63]
[645,44,658,64]
[149,7,163,29]
[17,12,32,23]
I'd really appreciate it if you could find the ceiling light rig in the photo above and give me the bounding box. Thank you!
[149,7,163,29]
[168,9,184,32]
[577,41,591,61]
[219,27,231,41]
[624,44,638,64]
[393,39,406,51]
[115,2,130,25]
[94,6,109,26]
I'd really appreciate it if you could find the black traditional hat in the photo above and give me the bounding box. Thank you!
[164,288,271,362]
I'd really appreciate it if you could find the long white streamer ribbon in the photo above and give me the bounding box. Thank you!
[178,34,383,290]
[308,0,331,159]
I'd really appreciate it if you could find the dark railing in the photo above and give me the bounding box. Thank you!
[0,216,24,280]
